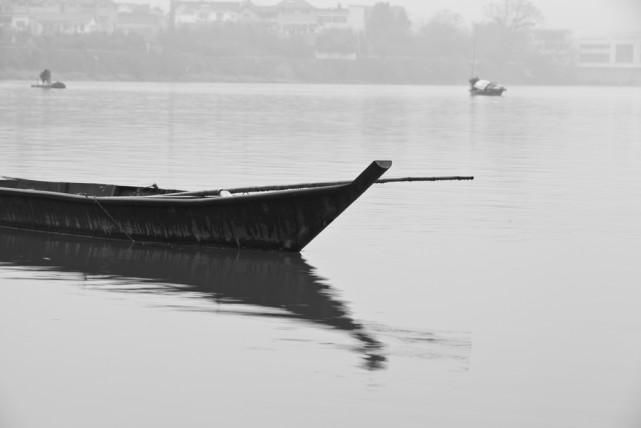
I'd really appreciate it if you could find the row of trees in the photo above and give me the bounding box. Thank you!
[360,0,572,81]
[0,0,576,83]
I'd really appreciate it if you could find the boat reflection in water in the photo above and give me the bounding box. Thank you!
[0,228,387,369]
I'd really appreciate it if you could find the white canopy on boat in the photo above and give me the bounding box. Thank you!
[473,79,491,90]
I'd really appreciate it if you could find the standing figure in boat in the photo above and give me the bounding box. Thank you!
[469,76,506,96]
[33,69,66,89]
[39,69,51,85]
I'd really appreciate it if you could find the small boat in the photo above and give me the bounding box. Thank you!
[469,76,506,96]
[31,69,66,89]
[31,81,66,89]
[0,160,391,252]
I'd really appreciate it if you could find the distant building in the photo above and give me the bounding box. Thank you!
[170,0,366,35]
[172,1,242,27]
[577,33,641,84]
[115,3,166,37]
[237,2,278,28]
[4,0,117,35]
[274,0,316,35]
[315,4,348,30]
[530,29,574,64]
[2,0,369,39]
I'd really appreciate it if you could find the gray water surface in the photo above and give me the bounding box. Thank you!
[1,81,640,428]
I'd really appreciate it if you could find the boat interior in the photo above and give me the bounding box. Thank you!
[0,177,183,197]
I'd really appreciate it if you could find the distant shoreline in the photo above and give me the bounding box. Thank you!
[3,76,638,87]
[0,71,463,85]
[0,47,580,86]
[2,67,638,87]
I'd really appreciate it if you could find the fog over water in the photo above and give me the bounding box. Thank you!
[140,0,641,34]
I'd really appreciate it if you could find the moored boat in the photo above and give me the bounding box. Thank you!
[469,76,506,96]
[0,160,391,252]
[31,68,66,89]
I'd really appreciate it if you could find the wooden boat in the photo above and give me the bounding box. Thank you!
[31,81,66,89]
[0,160,391,252]
[0,227,385,369]
[469,77,506,96]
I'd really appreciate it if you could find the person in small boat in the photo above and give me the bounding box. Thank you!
[39,69,51,85]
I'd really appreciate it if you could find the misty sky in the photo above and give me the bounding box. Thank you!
[139,0,641,35]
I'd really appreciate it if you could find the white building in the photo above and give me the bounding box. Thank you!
[171,0,367,35]
[173,1,241,27]
[577,33,641,84]
[5,0,117,35]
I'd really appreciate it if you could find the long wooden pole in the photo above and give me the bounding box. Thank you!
[148,176,474,198]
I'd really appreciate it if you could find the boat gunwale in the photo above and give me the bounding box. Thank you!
[0,182,352,206]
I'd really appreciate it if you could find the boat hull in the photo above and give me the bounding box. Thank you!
[31,81,66,89]
[470,87,506,96]
[0,161,390,252]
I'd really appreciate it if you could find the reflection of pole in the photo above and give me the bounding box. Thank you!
[92,54,98,79]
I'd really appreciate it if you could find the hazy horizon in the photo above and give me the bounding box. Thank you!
[127,0,641,36]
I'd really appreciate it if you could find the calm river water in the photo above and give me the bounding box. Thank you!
[1,81,640,428]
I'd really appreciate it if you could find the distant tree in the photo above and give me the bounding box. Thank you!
[484,0,543,31]
[471,0,545,80]
[412,11,471,82]
[365,2,411,57]
[417,10,470,57]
